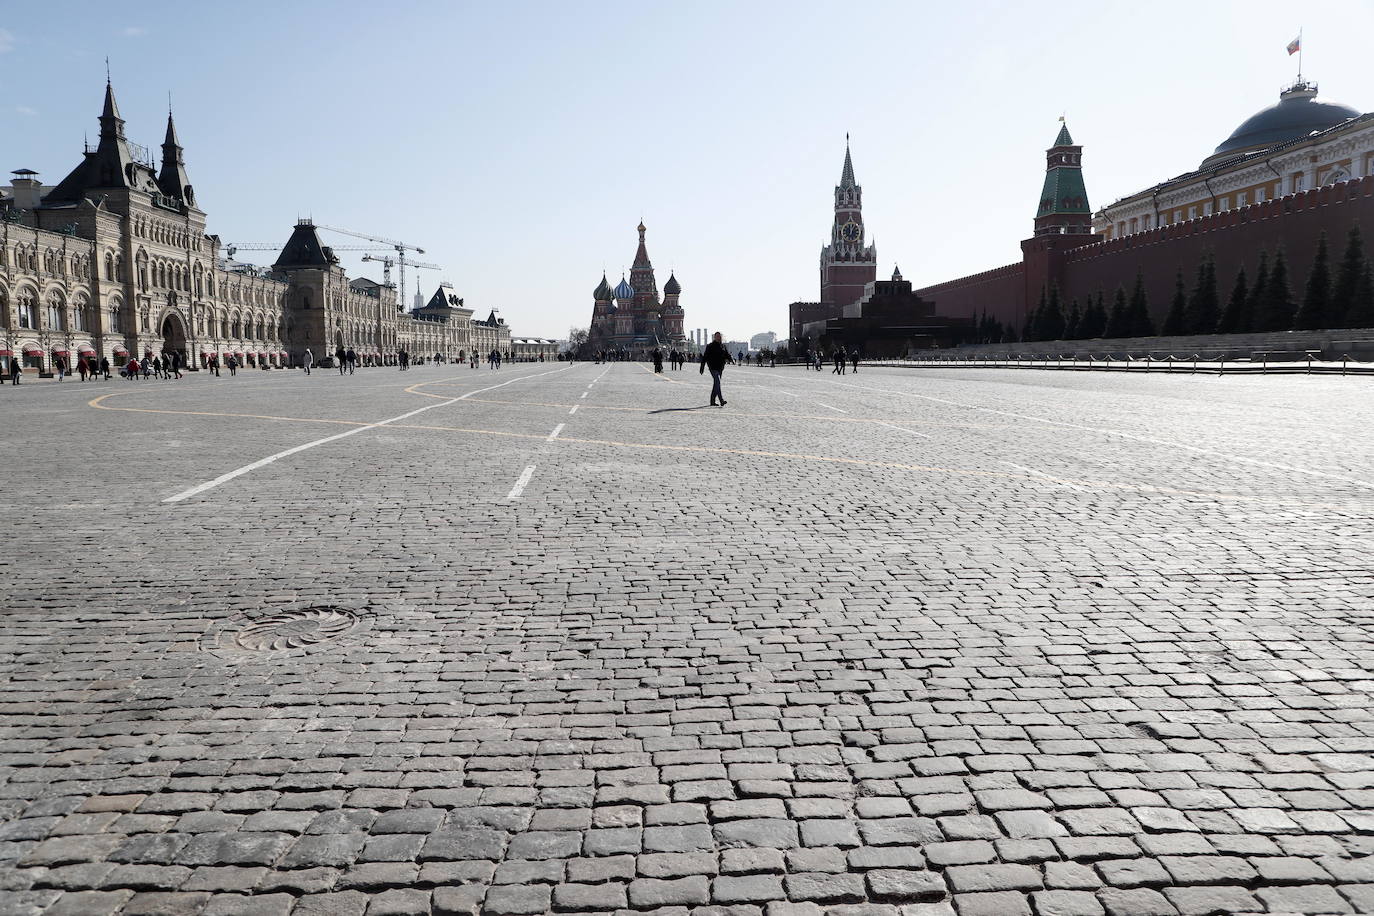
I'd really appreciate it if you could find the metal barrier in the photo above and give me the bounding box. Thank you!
[857,352,1374,376]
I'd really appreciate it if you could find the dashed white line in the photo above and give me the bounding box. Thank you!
[1001,462,1090,492]
[569,404,579,415]
[163,365,572,503]
[580,391,588,399]
[817,402,848,413]
[877,420,932,438]
[506,465,537,500]
[832,378,1374,491]
[547,423,564,442]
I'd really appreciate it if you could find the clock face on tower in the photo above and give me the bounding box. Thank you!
[841,221,861,242]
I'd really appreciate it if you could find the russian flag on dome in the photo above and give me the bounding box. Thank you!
[1287,36,1301,55]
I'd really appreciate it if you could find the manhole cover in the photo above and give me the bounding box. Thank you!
[202,605,371,659]
[234,607,360,651]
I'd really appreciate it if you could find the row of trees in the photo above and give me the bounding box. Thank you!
[991,226,1374,344]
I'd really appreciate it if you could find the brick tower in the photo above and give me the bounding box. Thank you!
[819,137,877,307]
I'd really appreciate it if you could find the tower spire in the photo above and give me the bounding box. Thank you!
[840,136,856,189]
[157,101,194,205]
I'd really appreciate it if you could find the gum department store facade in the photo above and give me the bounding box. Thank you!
[0,81,515,374]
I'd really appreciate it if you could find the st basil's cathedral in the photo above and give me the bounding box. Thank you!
[587,222,686,356]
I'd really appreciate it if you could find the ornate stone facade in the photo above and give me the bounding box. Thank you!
[586,223,685,356]
[0,81,500,373]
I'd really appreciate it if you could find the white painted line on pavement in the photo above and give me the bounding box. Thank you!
[569,404,579,415]
[580,391,588,399]
[506,465,536,500]
[832,379,1374,491]
[1001,461,1089,491]
[547,423,564,442]
[817,402,848,413]
[878,420,932,438]
[163,365,572,503]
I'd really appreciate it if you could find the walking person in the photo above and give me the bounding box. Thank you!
[227,355,237,377]
[54,354,65,381]
[303,348,313,375]
[850,351,859,374]
[652,347,664,374]
[100,356,110,380]
[78,358,89,382]
[699,331,734,407]
[9,359,20,385]
[346,347,357,374]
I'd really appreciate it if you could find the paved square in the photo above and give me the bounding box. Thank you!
[2,363,1373,915]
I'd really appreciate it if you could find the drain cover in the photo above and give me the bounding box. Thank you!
[234,607,360,651]
[203,605,369,658]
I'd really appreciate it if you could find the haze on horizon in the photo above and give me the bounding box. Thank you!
[2,0,1369,343]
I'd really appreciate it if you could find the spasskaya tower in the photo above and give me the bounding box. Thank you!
[819,136,877,306]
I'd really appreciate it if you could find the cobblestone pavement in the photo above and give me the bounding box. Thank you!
[2,363,1373,916]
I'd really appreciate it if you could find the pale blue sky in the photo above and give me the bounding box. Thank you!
[3,1,1370,340]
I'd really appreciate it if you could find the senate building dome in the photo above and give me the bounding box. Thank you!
[1202,81,1361,167]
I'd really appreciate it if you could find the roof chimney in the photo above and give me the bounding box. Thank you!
[10,170,43,209]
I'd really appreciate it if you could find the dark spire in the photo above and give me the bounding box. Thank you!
[1053,119,1073,147]
[157,110,194,204]
[100,79,125,140]
[840,135,856,189]
[45,78,135,203]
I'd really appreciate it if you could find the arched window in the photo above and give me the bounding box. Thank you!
[46,290,65,330]
[73,294,89,332]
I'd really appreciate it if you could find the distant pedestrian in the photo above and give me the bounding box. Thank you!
[54,354,65,381]
[303,349,313,375]
[346,347,357,374]
[652,347,664,373]
[126,357,140,380]
[100,356,110,380]
[78,358,89,381]
[227,355,237,377]
[699,331,734,407]
[210,354,220,377]
[9,360,20,385]
[850,352,859,373]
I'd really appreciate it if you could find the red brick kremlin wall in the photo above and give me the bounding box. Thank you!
[915,176,1374,329]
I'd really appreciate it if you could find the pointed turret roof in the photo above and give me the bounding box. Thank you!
[891,264,902,281]
[633,222,652,269]
[273,220,332,269]
[1053,121,1074,147]
[157,111,194,205]
[44,80,136,204]
[1036,121,1091,220]
[840,138,856,188]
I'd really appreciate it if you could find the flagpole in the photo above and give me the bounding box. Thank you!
[1298,27,1303,83]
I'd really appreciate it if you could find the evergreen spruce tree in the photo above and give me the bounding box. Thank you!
[1041,286,1066,340]
[1331,226,1365,326]
[1104,287,1129,338]
[1084,291,1107,338]
[1183,256,1220,334]
[1350,260,1374,328]
[1162,270,1188,336]
[1248,250,1270,328]
[1295,232,1332,330]
[1065,298,1082,339]
[1024,289,1046,341]
[1127,270,1156,337]
[1260,249,1297,331]
[1217,264,1248,334]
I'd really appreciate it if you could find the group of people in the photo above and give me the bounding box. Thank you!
[649,348,691,373]
[803,347,860,374]
[120,352,189,380]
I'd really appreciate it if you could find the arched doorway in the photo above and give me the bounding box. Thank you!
[161,312,188,365]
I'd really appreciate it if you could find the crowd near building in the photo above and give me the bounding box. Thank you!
[585,222,687,358]
[0,80,530,377]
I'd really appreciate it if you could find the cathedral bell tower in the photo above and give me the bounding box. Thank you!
[819,136,877,307]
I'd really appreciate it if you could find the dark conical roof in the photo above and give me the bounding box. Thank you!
[157,112,193,204]
[45,80,135,204]
[273,221,332,269]
[663,272,681,296]
[1053,121,1074,147]
[840,140,856,188]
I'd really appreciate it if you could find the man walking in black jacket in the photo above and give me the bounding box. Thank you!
[699,331,734,407]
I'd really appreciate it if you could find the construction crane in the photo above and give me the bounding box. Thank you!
[224,242,379,260]
[313,223,433,318]
[361,254,441,309]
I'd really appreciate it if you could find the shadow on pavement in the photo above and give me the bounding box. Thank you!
[647,406,713,414]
